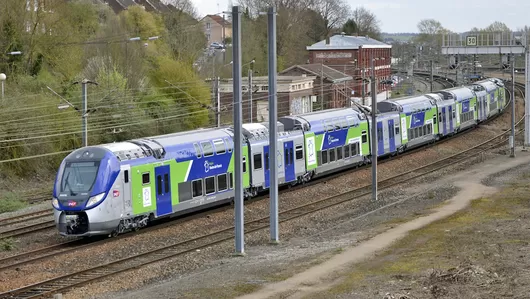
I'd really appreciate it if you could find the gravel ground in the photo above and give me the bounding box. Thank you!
[0,94,521,297]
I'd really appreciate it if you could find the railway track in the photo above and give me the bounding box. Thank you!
[0,90,524,298]
[0,210,52,229]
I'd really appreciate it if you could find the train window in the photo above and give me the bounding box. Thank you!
[157,175,162,195]
[361,131,367,143]
[192,179,203,197]
[142,172,150,185]
[317,151,322,166]
[124,170,129,183]
[423,126,427,136]
[351,144,357,156]
[164,174,169,193]
[284,148,289,165]
[433,116,437,124]
[337,147,343,160]
[243,157,247,172]
[452,110,456,119]
[340,118,348,129]
[324,120,333,132]
[201,141,214,157]
[265,153,270,170]
[229,172,234,189]
[254,153,262,170]
[217,174,228,191]
[395,126,400,135]
[346,116,355,127]
[321,150,328,164]
[225,138,233,153]
[193,143,202,158]
[329,148,336,162]
[344,145,350,158]
[295,145,303,160]
[333,118,342,130]
[205,176,215,195]
[213,139,226,155]
[289,148,294,165]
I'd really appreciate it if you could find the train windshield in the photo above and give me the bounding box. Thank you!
[61,161,100,195]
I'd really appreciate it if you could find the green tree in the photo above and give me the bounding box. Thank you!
[342,19,357,35]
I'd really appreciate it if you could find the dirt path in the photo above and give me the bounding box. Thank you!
[237,149,530,299]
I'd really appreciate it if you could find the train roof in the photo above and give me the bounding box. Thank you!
[99,127,233,163]
[377,95,435,113]
[279,108,367,132]
[242,123,303,145]
[438,86,475,101]
[472,79,501,92]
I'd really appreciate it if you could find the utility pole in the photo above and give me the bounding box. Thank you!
[217,76,221,127]
[320,62,324,110]
[510,57,515,158]
[0,73,5,100]
[430,60,434,92]
[370,55,378,201]
[222,14,226,63]
[80,79,98,148]
[232,5,244,255]
[267,6,279,244]
[248,60,254,122]
[524,46,530,147]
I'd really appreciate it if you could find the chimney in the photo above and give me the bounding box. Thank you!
[325,35,330,45]
[341,32,345,37]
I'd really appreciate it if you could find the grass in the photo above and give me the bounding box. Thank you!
[0,238,16,251]
[0,192,28,214]
[309,180,530,298]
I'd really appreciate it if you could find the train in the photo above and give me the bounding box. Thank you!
[52,78,506,237]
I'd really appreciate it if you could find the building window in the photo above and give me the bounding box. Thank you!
[206,33,210,41]
[206,22,211,29]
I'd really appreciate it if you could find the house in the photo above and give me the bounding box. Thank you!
[200,15,232,45]
[217,76,316,123]
[307,33,392,104]
[280,64,353,110]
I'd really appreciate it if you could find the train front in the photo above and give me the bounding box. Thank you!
[52,146,121,237]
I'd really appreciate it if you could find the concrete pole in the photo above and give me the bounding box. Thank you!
[370,56,378,201]
[232,5,245,255]
[217,77,221,127]
[510,58,515,158]
[1,81,4,100]
[81,79,88,148]
[320,63,324,110]
[268,6,279,244]
[524,46,530,147]
[430,60,434,92]
[248,67,253,122]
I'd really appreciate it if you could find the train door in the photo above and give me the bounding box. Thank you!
[483,96,488,119]
[388,119,396,152]
[449,105,454,133]
[155,165,172,217]
[121,165,132,217]
[263,145,270,188]
[441,107,447,135]
[477,99,482,120]
[283,141,296,183]
[377,121,384,156]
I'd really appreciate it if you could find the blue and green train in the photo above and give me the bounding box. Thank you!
[52,78,505,237]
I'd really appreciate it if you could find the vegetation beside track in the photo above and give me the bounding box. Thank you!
[309,174,530,299]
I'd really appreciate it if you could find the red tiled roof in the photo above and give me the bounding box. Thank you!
[204,14,231,26]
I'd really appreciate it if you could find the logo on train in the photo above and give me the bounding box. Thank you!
[67,201,77,207]
[327,135,340,145]
[113,190,120,197]
[204,160,222,173]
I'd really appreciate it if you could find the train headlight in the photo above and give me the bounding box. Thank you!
[86,193,105,208]
[52,198,59,209]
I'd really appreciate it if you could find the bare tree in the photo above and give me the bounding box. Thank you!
[350,7,381,39]
[162,0,198,18]
[309,0,350,39]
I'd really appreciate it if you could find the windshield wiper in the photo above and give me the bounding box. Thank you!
[64,173,77,196]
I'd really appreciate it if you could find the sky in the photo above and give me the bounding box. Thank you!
[190,0,529,33]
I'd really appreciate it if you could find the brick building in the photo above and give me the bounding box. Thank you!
[306,33,392,103]
[280,64,352,110]
[217,76,316,123]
